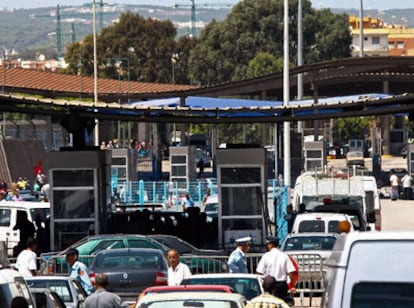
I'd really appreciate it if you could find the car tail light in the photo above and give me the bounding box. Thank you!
[153,271,168,286]
[89,271,96,286]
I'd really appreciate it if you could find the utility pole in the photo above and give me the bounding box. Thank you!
[173,1,232,37]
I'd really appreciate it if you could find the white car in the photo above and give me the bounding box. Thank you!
[25,276,88,308]
[291,212,354,234]
[281,232,338,265]
[135,291,247,308]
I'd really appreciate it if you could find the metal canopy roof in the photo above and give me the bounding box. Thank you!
[1,92,413,124]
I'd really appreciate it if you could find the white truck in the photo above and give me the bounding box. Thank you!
[292,172,381,231]
[322,231,414,307]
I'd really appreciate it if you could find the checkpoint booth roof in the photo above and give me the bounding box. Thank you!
[126,93,398,123]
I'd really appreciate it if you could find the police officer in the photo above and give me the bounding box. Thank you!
[227,236,251,273]
[65,248,94,295]
[256,236,296,303]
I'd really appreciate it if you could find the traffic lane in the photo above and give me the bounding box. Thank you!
[380,198,414,231]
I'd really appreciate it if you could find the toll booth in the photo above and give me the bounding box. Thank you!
[111,148,137,185]
[169,146,197,182]
[216,146,267,251]
[304,141,326,171]
[48,148,112,251]
[408,144,414,175]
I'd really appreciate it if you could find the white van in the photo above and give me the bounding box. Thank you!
[0,201,50,256]
[322,231,414,308]
[291,212,354,234]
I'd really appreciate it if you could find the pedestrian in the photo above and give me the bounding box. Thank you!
[65,248,94,295]
[12,211,35,257]
[284,204,297,233]
[83,273,122,308]
[401,172,413,200]
[389,171,400,200]
[15,237,38,278]
[202,188,211,207]
[227,236,251,273]
[183,192,195,211]
[246,275,290,308]
[197,158,204,177]
[167,248,192,286]
[256,236,297,305]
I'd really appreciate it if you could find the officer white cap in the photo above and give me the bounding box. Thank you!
[235,236,252,245]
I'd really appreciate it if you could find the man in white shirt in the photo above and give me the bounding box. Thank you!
[256,236,297,305]
[15,237,37,277]
[167,249,192,286]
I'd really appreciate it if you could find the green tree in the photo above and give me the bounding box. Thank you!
[188,0,351,85]
[335,117,370,144]
[64,12,187,83]
[246,52,283,78]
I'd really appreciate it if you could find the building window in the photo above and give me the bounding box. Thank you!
[397,41,405,49]
[388,41,395,49]
[371,37,380,44]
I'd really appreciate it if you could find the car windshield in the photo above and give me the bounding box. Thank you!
[283,236,337,251]
[181,277,260,300]
[26,280,73,302]
[152,237,196,254]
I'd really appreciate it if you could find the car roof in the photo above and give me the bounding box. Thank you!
[185,273,262,279]
[328,231,414,267]
[285,232,338,238]
[0,269,23,284]
[143,284,234,294]
[138,291,246,302]
[295,212,350,218]
[94,247,163,256]
[26,275,77,282]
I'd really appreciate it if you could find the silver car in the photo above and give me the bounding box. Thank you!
[26,276,87,308]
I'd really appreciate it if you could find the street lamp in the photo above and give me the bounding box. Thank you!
[77,59,83,99]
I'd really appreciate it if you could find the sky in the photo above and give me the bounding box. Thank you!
[2,0,414,10]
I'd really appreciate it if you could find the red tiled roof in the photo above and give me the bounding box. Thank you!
[0,67,197,96]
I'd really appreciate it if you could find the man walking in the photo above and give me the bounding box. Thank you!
[256,236,297,305]
[401,172,413,200]
[15,237,37,278]
[65,248,94,295]
[167,249,192,286]
[84,273,122,308]
[227,236,251,273]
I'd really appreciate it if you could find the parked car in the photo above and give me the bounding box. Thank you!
[291,212,354,234]
[135,291,247,308]
[147,234,226,273]
[29,288,66,308]
[181,273,264,300]
[131,285,235,308]
[346,150,365,167]
[42,234,171,274]
[26,276,88,308]
[89,248,169,303]
[202,194,218,218]
[0,268,35,308]
[141,284,235,296]
[281,232,338,267]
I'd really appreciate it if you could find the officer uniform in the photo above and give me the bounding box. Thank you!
[256,236,295,301]
[227,236,251,273]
